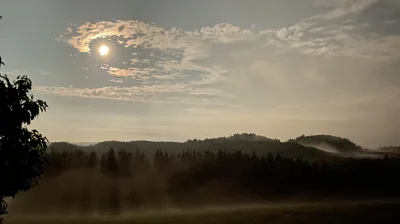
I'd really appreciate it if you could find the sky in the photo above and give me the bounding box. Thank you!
[0,0,400,148]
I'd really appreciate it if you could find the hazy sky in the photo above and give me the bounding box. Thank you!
[1,0,399,147]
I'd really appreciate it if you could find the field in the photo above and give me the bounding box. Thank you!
[7,200,400,224]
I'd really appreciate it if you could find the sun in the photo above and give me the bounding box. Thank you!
[99,45,109,56]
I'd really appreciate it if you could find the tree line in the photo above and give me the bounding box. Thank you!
[9,147,400,215]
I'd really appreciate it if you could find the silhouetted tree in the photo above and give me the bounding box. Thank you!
[106,148,118,175]
[117,150,133,176]
[11,144,400,212]
[0,54,49,220]
[88,151,98,169]
[100,153,107,173]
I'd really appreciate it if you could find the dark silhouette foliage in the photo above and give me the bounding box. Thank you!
[0,52,49,220]
[292,134,361,153]
[11,143,400,214]
[60,133,333,162]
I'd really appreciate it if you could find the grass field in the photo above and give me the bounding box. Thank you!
[7,200,400,224]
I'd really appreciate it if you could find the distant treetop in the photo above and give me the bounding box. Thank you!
[291,134,361,152]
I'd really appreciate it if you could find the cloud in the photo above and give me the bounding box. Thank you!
[109,79,123,83]
[0,70,28,76]
[107,67,155,79]
[281,2,400,60]
[54,0,400,113]
[314,0,380,19]
[37,70,50,75]
[33,83,237,107]
[61,2,400,69]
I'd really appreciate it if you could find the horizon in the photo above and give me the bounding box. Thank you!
[1,0,400,148]
[48,132,400,149]
[52,133,394,150]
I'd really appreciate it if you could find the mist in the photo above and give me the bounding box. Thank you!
[298,143,340,154]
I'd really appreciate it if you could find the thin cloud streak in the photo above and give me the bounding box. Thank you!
[33,85,239,107]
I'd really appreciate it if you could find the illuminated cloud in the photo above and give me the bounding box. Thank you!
[109,79,123,83]
[61,1,400,68]
[33,84,237,107]
[53,0,400,111]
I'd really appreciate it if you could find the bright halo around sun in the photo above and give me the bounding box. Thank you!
[99,45,109,56]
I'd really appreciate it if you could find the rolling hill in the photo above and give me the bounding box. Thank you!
[48,133,399,161]
[48,133,338,161]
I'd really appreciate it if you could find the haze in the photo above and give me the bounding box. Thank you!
[0,0,400,148]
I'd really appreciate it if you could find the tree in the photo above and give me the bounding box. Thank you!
[100,153,107,173]
[88,151,98,168]
[106,148,118,175]
[0,53,49,220]
[118,150,133,176]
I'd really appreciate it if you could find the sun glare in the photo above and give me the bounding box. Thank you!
[99,45,109,56]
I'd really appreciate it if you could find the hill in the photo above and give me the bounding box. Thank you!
[49,133,400,161]
[48,133,400,161]
[291,134,362,154]
[48,133,333,161]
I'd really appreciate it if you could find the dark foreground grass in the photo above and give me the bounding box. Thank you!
[7,201,400,224]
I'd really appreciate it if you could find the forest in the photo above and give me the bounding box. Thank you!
[8,134,400,215]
